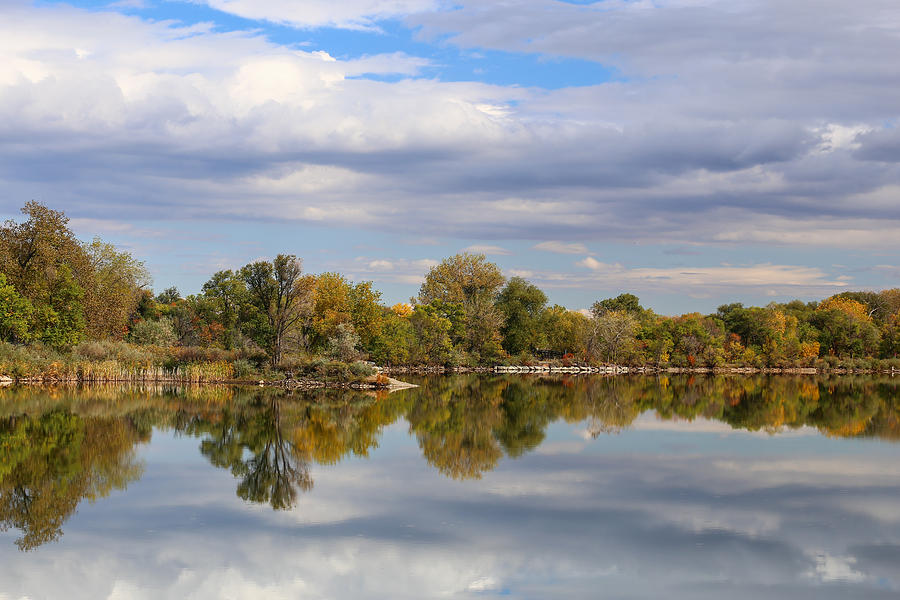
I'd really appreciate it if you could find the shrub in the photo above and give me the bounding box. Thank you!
[232,358,256,379]
[129,318,177,346]
[74,341,108,361]
[349,361,375,377]
[326,323,361,362]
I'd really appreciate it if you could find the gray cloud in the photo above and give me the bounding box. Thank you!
[1,0,900,300]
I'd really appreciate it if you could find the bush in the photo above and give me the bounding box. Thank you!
[74,341,108,361]
[129,318,177,346]
[315,360,351,379]
[276,354,307,373]
[326,324,361,362]
[349,361,375,377]
[232,358,256,379]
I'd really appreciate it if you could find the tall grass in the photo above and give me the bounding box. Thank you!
[0,341,236,383]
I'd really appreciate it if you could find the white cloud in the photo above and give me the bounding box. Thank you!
[574,260,847,293]
[808,553,867,583]
[197,0,445,30]
[367,259,394,271]
[534,241,592,255]
[462,244,511,255]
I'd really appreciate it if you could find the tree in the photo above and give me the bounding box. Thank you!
[310,272,353,351]
[0,273,33,343]
[83,238,150,339]
[0,202,91,302]
[539,306,592,357]
[590,310,639,364]
[591,293,644,317]
[32,265,86,348]
[418,253,505,360]
[326,323,361,362]
[409,304,455,364]
[201,271,248,349]
[349,281,384,355]
[240,255,314,366]
[370,309,415,366]
[496,277,548,356]
[155,286,181,305]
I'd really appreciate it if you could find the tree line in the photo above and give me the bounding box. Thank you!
[2,202,900,372]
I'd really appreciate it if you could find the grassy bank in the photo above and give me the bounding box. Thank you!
[0,341,378,384]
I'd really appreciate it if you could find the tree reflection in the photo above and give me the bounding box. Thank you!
[184,388,405,510]
[193,396,313,510]
[3,376,900,549]
[0,410,144,551]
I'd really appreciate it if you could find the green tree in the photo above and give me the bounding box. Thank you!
[0,273,33,342]
[33,265,86,348]
[418,253,505,361]
[0,202,91,302]
[128,317,177,346]
[409,304,455,364]
[201,271,248,348]
[241,255,314,366]
[349,281,384,355]
[155,286,180,305]
[591,293,645,317]
[370,309,415,366]
[496,277,548,355]
[539,305,592,357]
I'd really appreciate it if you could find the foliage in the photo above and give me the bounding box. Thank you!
[241,255,314,366]
[4,202,900,369]
[418,253,505,360]
[0,273,33,342]
[128,317,177,346]
[496,277,548,355]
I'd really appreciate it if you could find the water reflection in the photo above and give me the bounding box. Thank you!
[0,409,144,550]
[1,375,899,551]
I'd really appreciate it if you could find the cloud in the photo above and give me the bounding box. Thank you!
[195,0,444,31]
[577,256,607,271]
[534,241,592,255]
[334,256,439,284]
[462,244,511,255]
[2,0,900,300]
[559,259,848,298]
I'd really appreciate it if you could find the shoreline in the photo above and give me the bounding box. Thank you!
[383,365,900,376]
[0,374,418,391]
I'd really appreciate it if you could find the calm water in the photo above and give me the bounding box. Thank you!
[2,375,900,599]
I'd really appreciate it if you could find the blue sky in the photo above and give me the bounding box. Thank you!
[2,0,900,313]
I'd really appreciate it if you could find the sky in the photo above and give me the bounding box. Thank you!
[1,0,899,314]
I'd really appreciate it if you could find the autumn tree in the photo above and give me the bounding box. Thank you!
[812,298,881,358]
[589,310,639,364]
[417,253,505,361]
[241,255,314,366]
[539,306,592,357]
[83,238,149,339]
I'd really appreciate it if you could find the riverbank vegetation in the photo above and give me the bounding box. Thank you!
[2,202,900,380]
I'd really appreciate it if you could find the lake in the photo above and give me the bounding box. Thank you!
[1,375,900,599]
